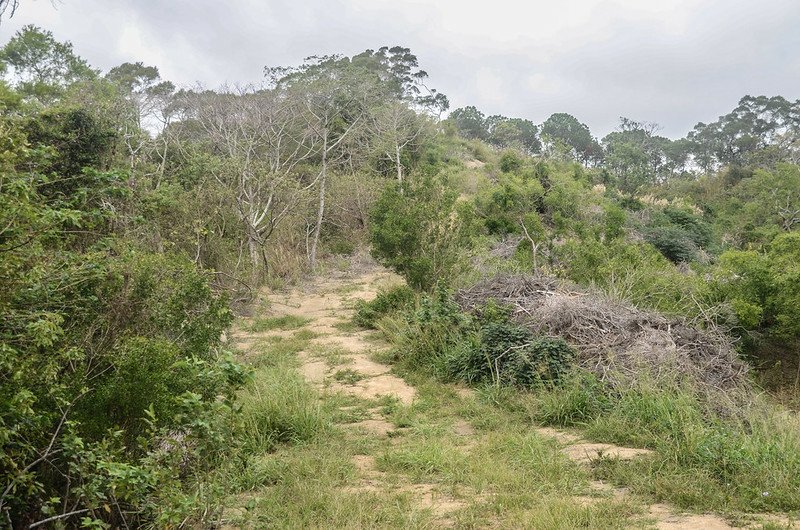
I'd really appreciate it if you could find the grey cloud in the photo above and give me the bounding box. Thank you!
[2,0,799,138]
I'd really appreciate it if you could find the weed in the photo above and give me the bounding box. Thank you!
[353,284,416,329]
[248,315,311,332]
[333,368,365,385]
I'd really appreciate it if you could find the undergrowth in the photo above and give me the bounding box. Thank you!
[359,283,800,514]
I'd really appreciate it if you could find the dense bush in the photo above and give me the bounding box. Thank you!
[353,285,416,329]
[448,317,575,389]
[644,224,699,263]
[709,232,800,342]
[380,289,576,390]
[369,176,473,290]
[0,91,245,527]
[474,173,545,235]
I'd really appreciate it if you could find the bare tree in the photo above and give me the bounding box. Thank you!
[370,101,429,185]
[298,74,381,268]
[181,85,317,283]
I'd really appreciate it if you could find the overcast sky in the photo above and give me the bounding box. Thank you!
[2,0,799,138]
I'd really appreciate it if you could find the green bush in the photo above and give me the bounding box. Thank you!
[369,176,473,290]
[353,285,415,329]
[644,225,699,263]
[663,206,713,248]
[474,173,544,235]
[392,287,474,375]
[499,150,523,173]
[390,291,576,390]
[448,318,575,389]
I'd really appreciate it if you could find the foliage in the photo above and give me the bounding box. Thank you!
[353,284,416,329]
[369,176,473,290]
[0,25,96,102]
[709,232,800,342]
[447,314,576,389]
[532,374,800,512]
[474,172,545,235]
[644,225,699,263]
[0,52,244,527]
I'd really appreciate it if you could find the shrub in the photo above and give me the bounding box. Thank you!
[663,206,713,248]
[644,225,698,263]
[448,319,576,389]
[499,150,523,173]
[393,287,475,375]
[353,285,416,329]
[369,177,472,290]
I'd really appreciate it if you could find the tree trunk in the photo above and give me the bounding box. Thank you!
[309,136,328,270]
[395,143,403,184]
[247,226,262,285]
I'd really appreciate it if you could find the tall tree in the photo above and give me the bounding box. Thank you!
[486,115,541,154]
[541,112,595,164]
[277,56,383,268]
[688,95,800,170]
[448,105,487,140]
[106,62,175,178]
[0,25,96,102]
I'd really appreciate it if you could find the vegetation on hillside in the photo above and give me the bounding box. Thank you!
[2,23,800,527]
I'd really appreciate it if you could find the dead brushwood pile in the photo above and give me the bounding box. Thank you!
[456,274,749,391]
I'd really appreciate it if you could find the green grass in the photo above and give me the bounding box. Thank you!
[219,321,645,529]
[249,335,311,367]
[333,368,365,385]
[524,371,800,514]
[333,319,361,333]
[247,314,311,332]
[221,273,800,528]
[293,328,319,340]
[236,363,329,455]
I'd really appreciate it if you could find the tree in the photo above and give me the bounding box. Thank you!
[106,62,176,176]
[180,85,318,283]
[688,95,800,170]
[602,118,673,193]
[0,25,96,102]
[370,176,471,290]
[279,56,383,268]
[448,105,487,140]
[711,233,800,365]
[0,0,19,21]
[722,163,800,245]
[540,113,595,164]
[486,115,541,154]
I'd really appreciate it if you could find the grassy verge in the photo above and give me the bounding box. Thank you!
[363,288,800,517]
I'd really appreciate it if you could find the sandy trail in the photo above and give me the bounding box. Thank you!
[233,264,790,529]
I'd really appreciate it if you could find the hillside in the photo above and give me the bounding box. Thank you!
[1,23,800,529]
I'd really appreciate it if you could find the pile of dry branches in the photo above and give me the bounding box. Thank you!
[456,274,749,392]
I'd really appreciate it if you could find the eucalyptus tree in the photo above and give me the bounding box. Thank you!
[688,95,800,170]
[106,62,175,178]
[370,100,431,185]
